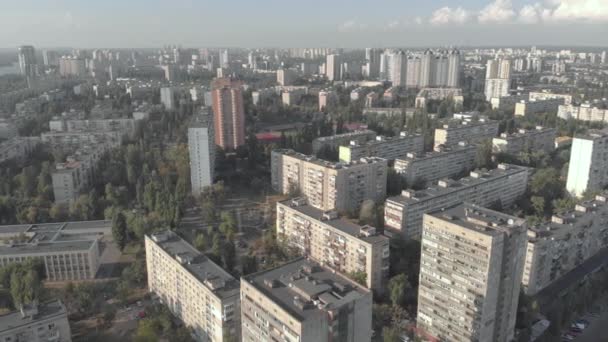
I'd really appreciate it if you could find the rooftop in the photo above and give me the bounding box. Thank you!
[494,126,556,141]
[344,132,422,148]
[438,117,498,130]
[0,300,67,333]
[275,149,386,169]
[148,231,239,299]
[313,130,376,143]
[243,258,369,321]
[278,199,388,245]
[428,203,525,236]
[387,164,528,206]
[397,141,473,162]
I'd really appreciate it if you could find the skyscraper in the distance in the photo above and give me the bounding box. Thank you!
[188,109,215,196]
[326,54,341,81]
[484,58,512,101]
[219,49,230,69]
[18,45,38,78]
[417,203,527,342]
[365,48,381,78]
[211,78,245,149]
[419,50,434,87]
[390,50,407,86]
[447,49,461,87]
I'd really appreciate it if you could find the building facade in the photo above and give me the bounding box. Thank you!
[241,258,373,342]
[434,118,499,148]
[311,130,377,154]
[492,127,556,155]
[514,98,565,116]
[211,78,245,149]
[276,198,390,291]
[417,203,526,342]
[384,164,529,239]
[566,130,608,197]
[188,110,215,196]
[145,231,241,342]
[338,132,424,163]
[271,149,387,213]
[0,300,71,342]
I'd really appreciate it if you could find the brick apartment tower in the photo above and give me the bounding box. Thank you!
[211,78,245,149]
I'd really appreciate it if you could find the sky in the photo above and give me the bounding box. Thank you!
[0,0,607,48]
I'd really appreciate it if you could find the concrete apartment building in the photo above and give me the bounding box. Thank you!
[211,78,245,149]
[276,198,390,291]
[0,220,110,281]
[492,126,556,155]
[566,130,608,197]
[394,142,476,186]
[528,91,573,105]
[241,258,372,342]
[514,98,565,116]
[558,103,608,123]
[417,203,526,342]
[0,300,72,342]
[433,118,499,149]
[188,111,215,196]
[522,194,608,295]
[271,149,387,213]
[318,89,338,111]
[0,137,40,164]
[145,231,240,342]
[384,164,529,239]
[414,87,464,109]
[338,132,424,163]
[312,130,377,154]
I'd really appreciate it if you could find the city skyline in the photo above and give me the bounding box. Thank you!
[1,0,607,48]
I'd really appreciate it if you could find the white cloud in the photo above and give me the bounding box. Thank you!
[430,7,471,25]
[519,4,542,23]
[478,0,516,23]
[338,19,368,32]
[550,0,608,21]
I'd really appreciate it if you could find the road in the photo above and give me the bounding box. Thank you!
[574,310,608,342]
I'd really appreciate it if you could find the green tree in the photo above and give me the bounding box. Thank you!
[112,212,128,251]
[388,274,411,307]
[194,232,207,252]
[134,320,160,342]
[531,196,546,217]
[219,211,237,240]
[348,271,367,286]
[383,326,401,342]
[359,200,378,226]
[221,241,236,272]
[475,139,494,169]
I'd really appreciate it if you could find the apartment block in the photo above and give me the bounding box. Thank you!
[514,98,565,116]
[318,89,338,111]
[566,130,608,197]
[188,111,215,196]
[338,132,424,163]
[271,149,387,213]
[522,194,608,295]
[241,258,372,342]
[492,126,556,155]
[394,142,476,186]
[417,203,526,342]
[0,300,72,342]
[276,198,390,291]
[414,87,464,109]
[145,231,240,342]
[434,118,499,148]
[558,104,608,123]
[312,130,377,154]
[0,137,40,163]
[0,220,110,281]
[384,164,529,239]
[528,91,573,105]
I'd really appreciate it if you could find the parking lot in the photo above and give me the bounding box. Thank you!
[562,298,608,342]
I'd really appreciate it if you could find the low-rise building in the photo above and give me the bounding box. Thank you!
[558,103,608,122]
[492,126,556,155]
[145,231,240,342]
[338,132,424,163]
[415,87,464,109]
[384,164,529,239]
[394,142,476,185]
[528,90,573,105]
[282,88,307,106]
[522,194,608,295]
[271,149,387,213]
[318,89,338,110]
[241,258,373,342]
[514,98,565,116]
[0,220,110,281]
[434,117,499,148]
[276,198,389,291]
[312,130,376,154]
[0,300,72,342]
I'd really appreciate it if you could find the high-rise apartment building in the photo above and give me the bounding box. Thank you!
[276,198,390,290]
[326,54,341,81]
[566,130,608,197]
[219,49,230,68]
[211,78,245,149]
[419,50,434,87]
[188,110,215,196]
[18,45,38,78]
[338,132,424,163]
[58,57,86,77]
[365,48,382,78]
[384,164,529,239]
[406,56,422,88]
[492,127,556,155]
[312,130,377,154]
[277,68,295,86]
[241,258,373,342]
[417,203,527,342]
[447,49,461,87]
[390,51,407,86]
[160,87,175,110]
[318,89,338,111]
[484,58,512,101]
[42,50,59,67]
[271,149,387,213]
[434,117,499,148]
[523,193,608,295]
[145,231,241,341]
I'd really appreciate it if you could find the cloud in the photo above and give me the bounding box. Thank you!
[550,0,608,21]
[430,7,471,25]
[338,19,368,32]
[478,0,516,23]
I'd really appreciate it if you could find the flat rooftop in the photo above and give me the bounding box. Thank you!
[397,143,474,162]
[0,300,67,333]
[243,258,369,321]
[278,200,388,245]
[438,118,498,130]
[494,127,556,141]
[275,149,386,169]
[313,130,376,142]
[387,164,528,206]
[428,203,525,236]
[149,231,239,299]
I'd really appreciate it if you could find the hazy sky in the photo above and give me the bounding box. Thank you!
[1,0,607,48]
